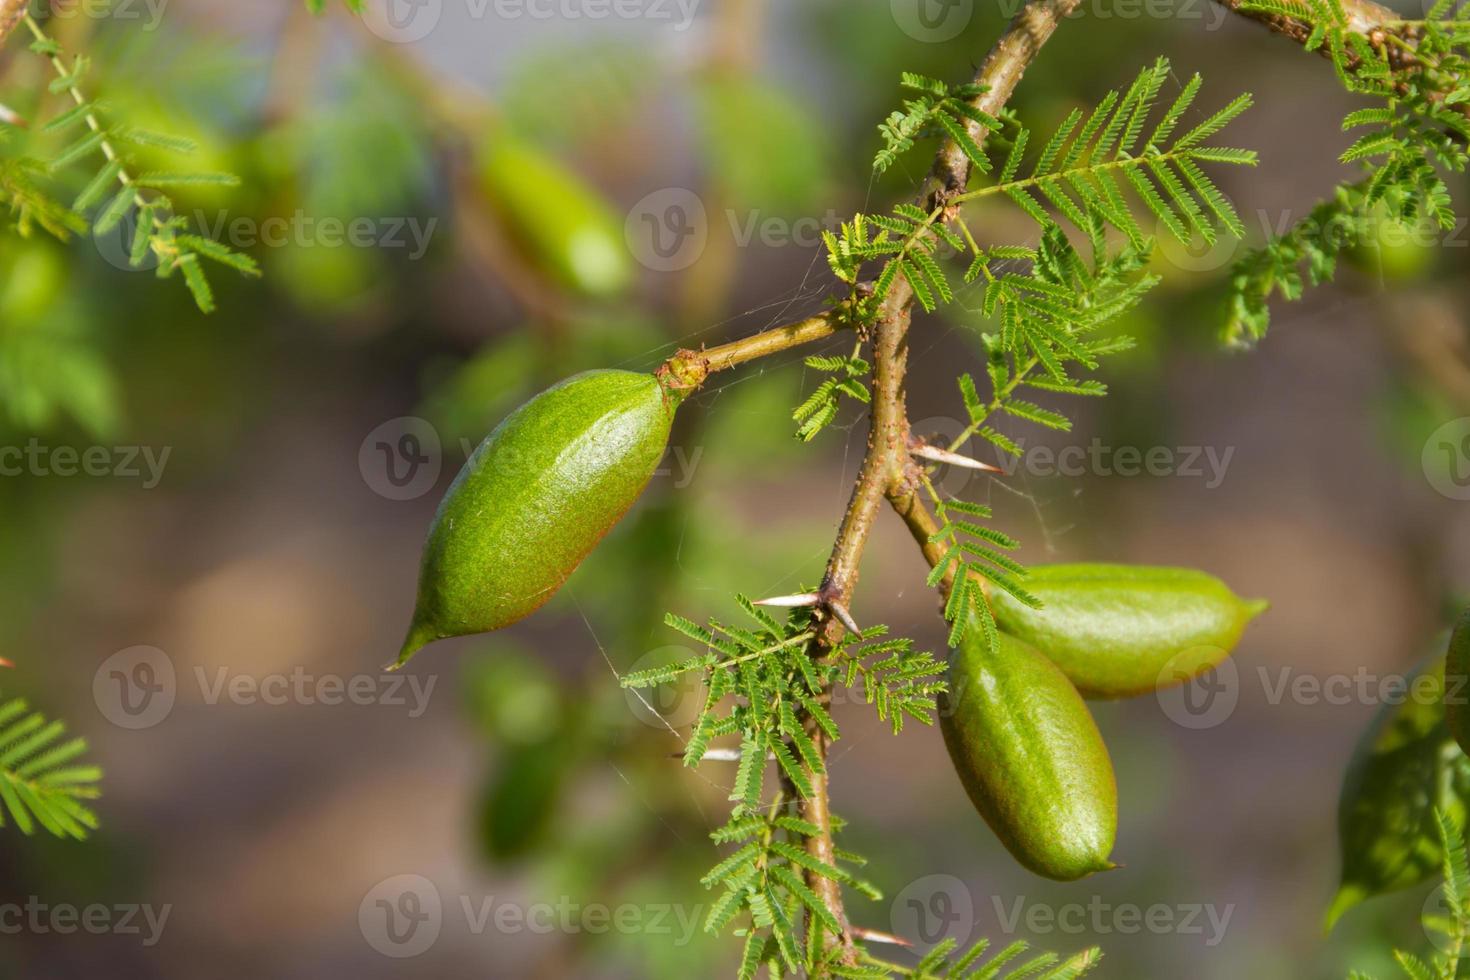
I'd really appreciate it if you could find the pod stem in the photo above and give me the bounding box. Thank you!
[657,311,844,396]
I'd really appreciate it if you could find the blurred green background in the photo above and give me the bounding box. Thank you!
[1,0,1469,976]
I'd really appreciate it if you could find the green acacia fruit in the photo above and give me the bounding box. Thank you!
[397,369,677,666]
[988,564,1267,699]
[940,624,1118,881]
[1328,650,1470,929]
[478,134,631,298]
[1444,610,1470,756]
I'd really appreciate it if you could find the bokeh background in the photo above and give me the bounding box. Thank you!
[2,0,1470,976]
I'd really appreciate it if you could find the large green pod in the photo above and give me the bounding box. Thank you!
[1443,609,1470,756]
[1328,650,1470,929]
[989,564,1267,699]
[478,134,631,298]
[397,370,676,666]
[940,625,1118,881]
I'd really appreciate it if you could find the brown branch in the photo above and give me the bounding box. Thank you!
[790,0,1083,968]
[1210,0,1397,47]
[0,0,26,52]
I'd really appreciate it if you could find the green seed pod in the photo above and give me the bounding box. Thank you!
[940,624,1118,881]
[478,134,632,298]
[1328,650,1470,929]
[1443,609,1470,756]
[397,369,677,666]
[988,564,1267,699]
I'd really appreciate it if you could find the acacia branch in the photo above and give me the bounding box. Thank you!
[790,0,1084,967]
[1210,0,1398,50]
[658,312,844,390]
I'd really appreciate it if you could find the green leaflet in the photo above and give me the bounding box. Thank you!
[988,563,1267,698]
[397,369,678,666]
[1329,650,1470,929]
[940,622,1118,881]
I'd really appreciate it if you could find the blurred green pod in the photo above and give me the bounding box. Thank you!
[1328,650,1470,929]
[397,369,678,666]
[989,564,1267,698]
[478,133,632,298]
[940,623,1118,881]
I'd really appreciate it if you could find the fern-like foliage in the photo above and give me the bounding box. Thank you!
[882,937,1102,980]
[822,59,1252,650]
[0,693,102,841]
[1226,0,1470,344]
[0,128,84,239]
[927,497,1037,649]
[4,18,259,312]
[1353,810,1470,979]
[794,352,871,441]
[621,597,947,971]
[874,72,996,176]
[961,58,1254,252]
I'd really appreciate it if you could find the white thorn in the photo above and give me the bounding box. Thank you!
[753,592,822,608]
[828,600,862,635]
[0,103,27,128]
[851,926,913,947]
[911,443,1002,472]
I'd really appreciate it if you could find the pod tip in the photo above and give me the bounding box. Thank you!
[390,619,438,672]
[1245,597,1270,619]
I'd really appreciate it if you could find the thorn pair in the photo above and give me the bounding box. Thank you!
[909,437,1001,472]
[752,592,862,635]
